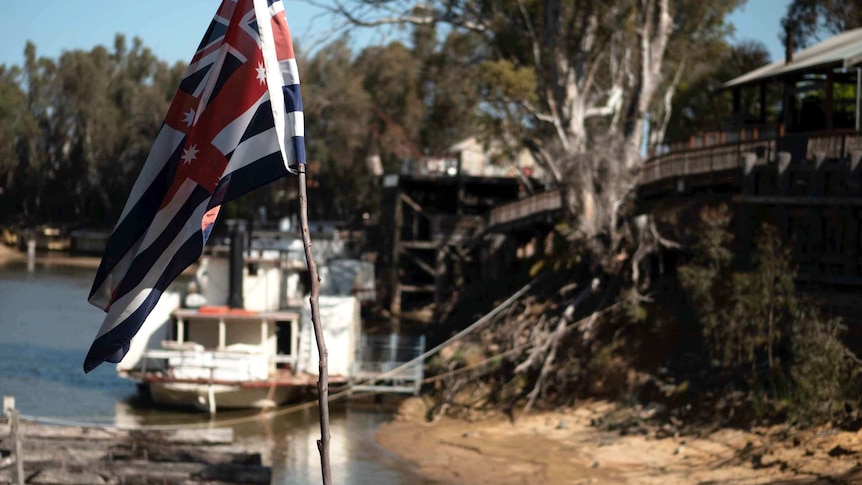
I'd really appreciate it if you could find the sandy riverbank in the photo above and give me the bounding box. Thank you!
[376,400,862,484]
[0,243,25,264]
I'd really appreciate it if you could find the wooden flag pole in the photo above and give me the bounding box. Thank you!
[297,164,332,485]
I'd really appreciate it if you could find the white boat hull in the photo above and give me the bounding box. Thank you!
[147,381,301,412]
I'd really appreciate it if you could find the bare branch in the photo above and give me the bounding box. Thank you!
[516,0,541,68]
[308,0,489,32]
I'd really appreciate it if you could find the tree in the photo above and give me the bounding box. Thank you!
[781,0,862,50]
[663,40,771,145]
[355,41,424,170]
[0,36,181,227]
[0,65,35,223]
[302,39,374,219]
[298,29,485,221]
[312,0,744,268]
[417,29,484,154]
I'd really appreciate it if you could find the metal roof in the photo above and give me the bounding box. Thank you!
[724,27,862,88]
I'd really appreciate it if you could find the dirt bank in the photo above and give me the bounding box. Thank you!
[376,400,862,484]
[0,243,24,264]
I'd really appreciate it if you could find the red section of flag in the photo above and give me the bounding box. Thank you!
[271,14,295,61]
[159,0,268,207]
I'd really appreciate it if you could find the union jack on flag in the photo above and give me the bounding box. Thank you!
[84,0,305,372]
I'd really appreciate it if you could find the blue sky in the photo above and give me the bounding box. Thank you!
[728,0,793,61]
[0,0,792,68]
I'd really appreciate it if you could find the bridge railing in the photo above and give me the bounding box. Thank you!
[641,139,777,186]
[487,189,563,229]
[641,130,862,188]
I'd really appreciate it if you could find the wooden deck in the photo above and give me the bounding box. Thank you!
[486,189,564,231]
[0,404,270,484]
[640,130,862,191]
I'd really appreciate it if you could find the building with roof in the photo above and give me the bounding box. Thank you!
[725,27,862,139]
[637,28,862,331]
[667,27,862,152]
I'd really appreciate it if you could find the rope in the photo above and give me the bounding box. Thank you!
[18,278,540,431]
[421,299,623,385]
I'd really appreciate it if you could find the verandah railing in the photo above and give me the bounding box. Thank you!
[640,130,862,187]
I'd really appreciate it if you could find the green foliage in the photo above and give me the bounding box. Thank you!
[302,39,373,219]
[0,36,176,226]
[477,60,536,106]
[621,289,648,324]
[781,0,862,49]
[790,312,857,423]
[665,40,773,145]
[1,25,486,227]
[418,30,483,154]
[677,205,859,424]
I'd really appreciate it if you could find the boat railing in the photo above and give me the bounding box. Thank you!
[138,348,298,382]
[350,334,426,395]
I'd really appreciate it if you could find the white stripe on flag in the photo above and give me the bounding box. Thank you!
[117,125,186,223]
[187,50,222,98]
[138,180,199,250]
[89,237,142,310]
[224,127,280,174]
[255,0,292,172]
[268,0,285,15]
[210,90,268,155]
[90,179,199,310]
[193,44,231,125]
[287,110,304,137]
[279,58,300,86]
[93,198,210,340]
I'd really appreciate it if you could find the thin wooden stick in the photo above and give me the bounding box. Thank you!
[297,164,331,485]
[11,409,24,485]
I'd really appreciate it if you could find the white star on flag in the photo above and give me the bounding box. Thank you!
[183,108,196,127]
[84,0,307,374]
[181,144,199,165]
[256,62,266,84]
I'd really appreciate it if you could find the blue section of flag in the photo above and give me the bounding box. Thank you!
[292,136,306,165]
[283,84,302,113]
[85,0,307,373]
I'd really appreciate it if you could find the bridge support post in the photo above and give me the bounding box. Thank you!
[846,151,862,279]
[846,210,860,278]
[738,153,758,268]
[777,151,792,194]
[849,150,862,194]
[813,152,827,197]
[775,151,793,256]
[742,153,758,195]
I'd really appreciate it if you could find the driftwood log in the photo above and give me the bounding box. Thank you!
[0,416,270,485]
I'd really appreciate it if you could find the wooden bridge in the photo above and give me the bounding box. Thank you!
[486,189,564,232]
[638,129,862,323]
[378,129,862,326]
[639,130,862,197]
[378,174,565,325]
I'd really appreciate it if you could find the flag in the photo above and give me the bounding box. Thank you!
[84,0,305,373]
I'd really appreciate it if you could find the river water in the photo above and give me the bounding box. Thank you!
[0,260,433,484]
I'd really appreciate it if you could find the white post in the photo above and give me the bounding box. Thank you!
[290,318,299,360]
[6,398,23,485]
[218,318,226,349]
[177,318,185,344]
[26,239,35,272]
[856,67,861,131]
[854,67,862,132]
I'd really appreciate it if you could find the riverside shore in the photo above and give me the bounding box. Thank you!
[376,400,862,484]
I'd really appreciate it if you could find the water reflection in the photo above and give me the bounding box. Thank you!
[0,261,434,484]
